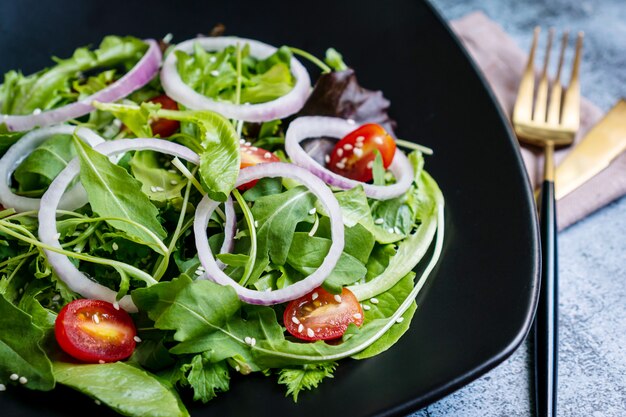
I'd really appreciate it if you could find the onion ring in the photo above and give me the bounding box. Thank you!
[161,36,311,122]
[285,116,414,200]
[194,162,345,305]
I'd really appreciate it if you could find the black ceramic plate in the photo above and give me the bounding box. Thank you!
[1,0,540,416]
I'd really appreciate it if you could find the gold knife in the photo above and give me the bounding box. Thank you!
[556,99,626,200]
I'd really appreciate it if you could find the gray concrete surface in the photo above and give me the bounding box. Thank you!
[411,1,626,416]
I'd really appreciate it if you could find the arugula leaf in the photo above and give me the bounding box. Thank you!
[0,131,23,156]
[181,354,230,403]
[277,362,337,402]
[17,280,57,330]
[13,133,75,195]
[73,135,167,253]
[129,151,186,203]
[53,361,189,417]
[249,186,316,283]
[0,294,55,390]
[132,274,194,322]
[242,177,283,201]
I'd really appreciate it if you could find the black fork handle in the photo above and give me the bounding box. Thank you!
[534,179,558,417]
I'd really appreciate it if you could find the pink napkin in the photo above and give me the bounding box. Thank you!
[450,12,626,230]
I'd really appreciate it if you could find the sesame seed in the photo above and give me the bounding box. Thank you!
[346,119,356,125]
[0,384,6,391]
[245,141,252,146]
[112,243,119,251]
[356,135,365,142]
[134,336,142,343]
[95,400,102,405]
[340,157,347,164]
[251,146,258,151]
[9,374,18,381]
[353,313,362,320]
[343,144,353,151]
[363,304,371,311]
[291,316,300,325]
[168,169,177,174]
[209,56,217,63]
[170,180,178,185]
[337,148,344,157]
[32,108,41,115]
[210,70,220,76]
[307,328,315,337]
[308,208,316,215]
[194,269,204,276]
[113,302,120,310]
[155,186,165,192]
[336,162,346,169]
[374,218,384,225]
[18,377,27,385]
[367,160,374,169]
[235,365,240,372]
[18,288,23,294]
[150,186,157,193]
[162,33,173,43]
[388,227,395,233]
[54,232,61,240]
[334,294,342,303]
[99,360,105,364]
[396,317,405,323]
[254,221,259,228]
[264,152,272,159]
[353,148,363,157]
[244,336,252,345]
[93,314,100,324]
[370,298,379,304]
[311,292,318,301]
[374,137,384,145]
[240,139,246,144]
[324,154,330,163]
[298,324,304,333]
[250,338,256,347]
[52,294,61,301]
[394,227,402,234]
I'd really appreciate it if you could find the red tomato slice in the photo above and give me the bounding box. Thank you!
[148,95,180,137]
[283,287,364,341]
[327,123,396,182]
[238,144,280,190]
[55,299,137,363]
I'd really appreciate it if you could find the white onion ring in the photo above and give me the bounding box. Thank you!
[38,138,235,312]
[0,125,104,212]
[161,36,311,122]
[194,162,345,305]
[2,40,162,132]
[285,116,414,200]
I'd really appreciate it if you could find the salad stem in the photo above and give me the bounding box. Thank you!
[232,189,257,287]
[289,47,331,73]
[394,139,434,155]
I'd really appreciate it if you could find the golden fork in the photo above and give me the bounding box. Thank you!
[512,27,583,417]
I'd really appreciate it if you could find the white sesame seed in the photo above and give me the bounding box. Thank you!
[356,135,365,142]
[264,152,272,159]
[396,317,405,323]
[251,146,258,151]
[9,374,18,381]
[18,377,27,385]
[235,365,240,372]
[98,360,105,364]
[155,186,165,192]
[150,186,157,193]
[353,313,362,320]
[340,157,347,164]
[0,384,6,391]
[311,292,318,301]
[52,294,61,301]
[374,137,384,145]
[54,232,61,240]
[291,316,300,325]
[194,269,204,276]
[113,302,120,310]
[209,56,217,63]
[308,208,316,215]
[298,324,304,333]
[244,336,252,345]
[18,288,23,294]
[170,180,178,185]
[307,328,315,338]
[337,148,344,157]
[334,294,342,303]
[343,144,353,151]
[32,108,41,115]
[394,227,402,235]
[240,139,246,144]
[95,400,102,405]
[254,221,259,228]
[134,336,142,343]
[210,70,220,76]
[93,314,100,324]
[162,33,173,43]
[250,338,256,347]
[388,227,395,233]
[245,141,252,146]
[353,148,363,157]
[367,160,374,169]
[374,218,384,225]
[336,162,346,169]
[112,243,119,251]
[363,304,371,311]
[370,298,379,304]
[346,119,356,125]
[168,169,177,174]
[324,154,330,163]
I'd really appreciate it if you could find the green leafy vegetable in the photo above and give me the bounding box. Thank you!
[277,362,337,402]
[129,151,186,203]
[181,354,230,403]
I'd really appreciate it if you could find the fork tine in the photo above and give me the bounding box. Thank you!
[533,28,555,122]
[547,31,569,125]
[513,27,540,123]
[561,32,583,130]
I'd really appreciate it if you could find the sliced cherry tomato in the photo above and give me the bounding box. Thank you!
[327,123,396,182]
[283,287,364,341]
[148,95,179,137]
[55,299,137,363]
[238,144,280,190]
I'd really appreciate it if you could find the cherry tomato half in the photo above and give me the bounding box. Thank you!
[148,95,180,137]
[55,299,137,363]
[238,144,280,190]
[284,287,364,341]
[327,123,396,182]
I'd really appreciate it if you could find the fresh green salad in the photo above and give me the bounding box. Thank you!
[0,33,444,416]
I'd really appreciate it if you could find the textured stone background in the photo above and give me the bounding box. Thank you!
[410,1,626,416]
